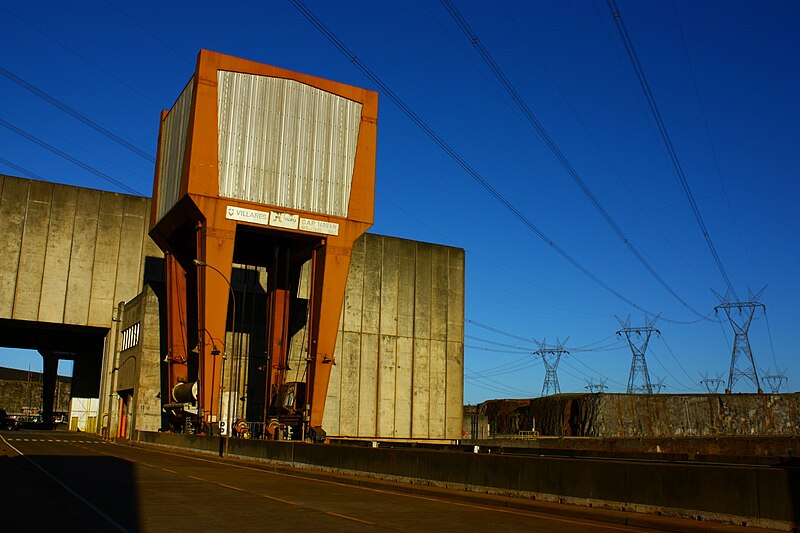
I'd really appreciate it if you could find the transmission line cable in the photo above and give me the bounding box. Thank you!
[670,0,757,280]
[290,0,677,321]
[0,117,143,195]
[501,0,717,291]
[441,0,707,321]
[0,5,163,108]
[606,0,737,298]
[0,66,155,163]
[0,156,45,181]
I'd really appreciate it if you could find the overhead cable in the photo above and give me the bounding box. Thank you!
[0,156,45,181]
[290,0,677,320]
[0,117,143,195]
[0,66,155,163]
[441,0,708,321]
[606,0,737,298]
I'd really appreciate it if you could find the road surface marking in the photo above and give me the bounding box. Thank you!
[138,445,644,531]
[162,468,178,474]
[326,511,375,525]
[218,483,245,492]
[0,434,128,532]
[256,493,296,505]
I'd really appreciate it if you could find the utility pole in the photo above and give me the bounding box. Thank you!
[617,315,659,394]
[713,287,765,393]
[535,338,568,397]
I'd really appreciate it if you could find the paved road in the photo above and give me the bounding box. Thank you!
[1,430,763,532]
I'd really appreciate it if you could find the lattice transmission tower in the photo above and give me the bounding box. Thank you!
[700,373,724,394]
[713,287,765,393]
[617,315,659,394]
[761,370,788,394]
[535,338,569,397]
[584,378,608,393]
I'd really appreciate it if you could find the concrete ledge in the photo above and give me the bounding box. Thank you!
[135,431,799,530]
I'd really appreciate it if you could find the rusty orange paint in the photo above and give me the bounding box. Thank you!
[165,253,188,390]
[150,49,377,430]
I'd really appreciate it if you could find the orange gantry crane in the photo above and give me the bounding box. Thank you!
[149,50,377,438]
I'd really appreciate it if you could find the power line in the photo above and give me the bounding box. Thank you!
[290,0,680,321]
[0,117,143,195]
[0,65,155,163]
[669,0,757,282]
[0,156,45,181]
[441,0,708,321]
[606,0,737,298]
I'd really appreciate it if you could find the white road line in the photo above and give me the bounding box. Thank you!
[0,434,128,532]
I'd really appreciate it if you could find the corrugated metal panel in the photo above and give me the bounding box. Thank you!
[156,77,194,221]
[217,71,362,217]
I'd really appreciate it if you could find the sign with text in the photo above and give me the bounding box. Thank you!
[225,205,270,226]
[269,211,300,229]
[299,217,340,236]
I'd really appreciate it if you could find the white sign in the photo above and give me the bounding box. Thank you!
[226,205,270,226]
[299,217,340,236]
[269,211,300,229]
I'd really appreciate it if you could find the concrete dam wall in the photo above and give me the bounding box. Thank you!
[482,393,800,438]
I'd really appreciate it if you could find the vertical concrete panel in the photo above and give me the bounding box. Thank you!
[430,246,448,342]
[338,330,361,436]
[412,338,430,439]
[361,234,381,335]
[0,177,29,317]
[343,234,365,332]
[12,180,51,320]
[38,185,78,323]
[113,195,148,307]
[447,248,465,343]
[429,339,447,439]
[64,188,101,324]
[445,341,464,439]
[377,334,396,437]
[136,287,163,432]
[396,239,415,338]
[88,193,123,325]
[414,243,432,340]
[394,336,413,437]
[379,238,398,336]
[358,332,378,436]
[322,328,343,435]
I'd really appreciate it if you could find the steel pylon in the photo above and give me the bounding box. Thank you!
[535,338,569,397]
[713,287,765,393]
[617,315,659,394]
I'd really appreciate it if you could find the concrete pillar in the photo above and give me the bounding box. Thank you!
[40,352,59,427]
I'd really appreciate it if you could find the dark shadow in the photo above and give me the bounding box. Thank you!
[0,449,140,531]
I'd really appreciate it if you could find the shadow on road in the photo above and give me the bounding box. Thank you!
[0,450,139,532]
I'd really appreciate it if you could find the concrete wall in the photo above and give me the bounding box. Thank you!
[283,234,465,440]
[0,368,71,414]
[481,394,800,438]
[115,285,164,433]
[137,430,800,529]
[0,174,161,328]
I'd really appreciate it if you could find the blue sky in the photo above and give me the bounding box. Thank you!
[1,1,797,401]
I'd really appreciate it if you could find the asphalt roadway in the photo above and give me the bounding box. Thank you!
[1,430,768,532]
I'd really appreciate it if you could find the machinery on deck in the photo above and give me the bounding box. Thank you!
[150,50,377,439]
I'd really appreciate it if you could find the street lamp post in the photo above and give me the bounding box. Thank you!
[193,259,236,456]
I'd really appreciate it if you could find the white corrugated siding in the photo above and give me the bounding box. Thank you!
[217,71,362,217]
[156,77,194,222]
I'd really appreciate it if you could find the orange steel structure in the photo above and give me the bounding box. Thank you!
[149,50,377,433]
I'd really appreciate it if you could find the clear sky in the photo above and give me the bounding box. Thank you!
[1,1,797,401]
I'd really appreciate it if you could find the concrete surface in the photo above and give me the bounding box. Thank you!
[1,430,772,532]
[136,430,797,531]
